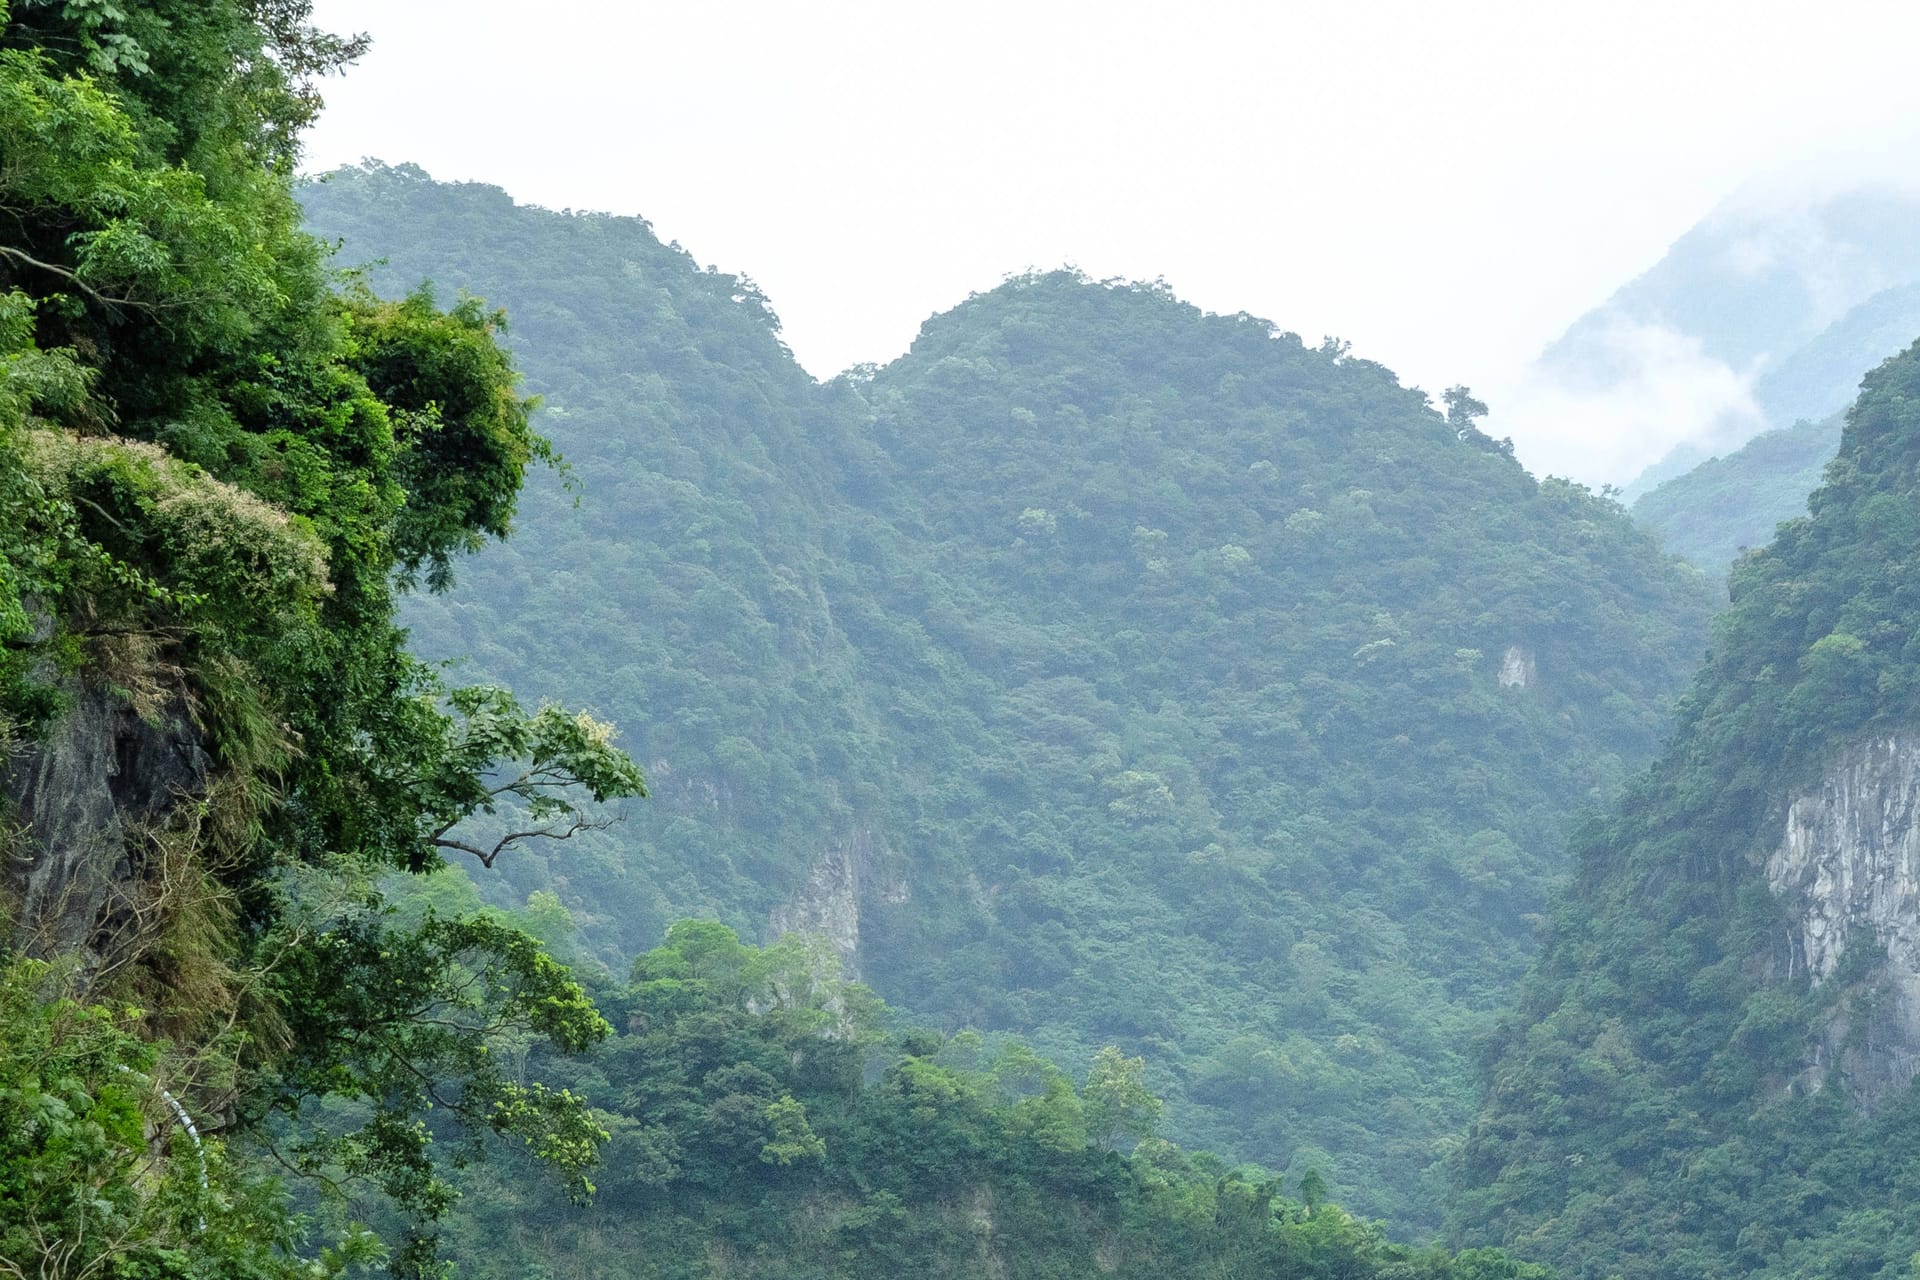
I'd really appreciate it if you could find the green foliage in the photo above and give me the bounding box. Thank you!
[1083,1045,1162,1151]
[1451,339,1920,1278]
[1632,412,1844,580]
[0,956,387,1279]
[344,286,544,590]
[265,902,612,1219]
[301,163,1717,1230]
[418,923,1549,1280]
[0,7,637,1274]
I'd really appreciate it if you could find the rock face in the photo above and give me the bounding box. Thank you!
[1766,733,1920,1102]
[767,827,908,976]
[2,682,209,966]
[1497,645,1536,689]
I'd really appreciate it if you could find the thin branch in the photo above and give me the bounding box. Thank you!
[431,812,610,868]
[0,244,145,316]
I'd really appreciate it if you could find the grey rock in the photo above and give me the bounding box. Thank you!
[3,681,209,965]
[1766,733,1920,1103]
[767,827,910,976]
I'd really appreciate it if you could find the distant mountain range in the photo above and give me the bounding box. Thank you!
[1525,185,1920,580]
[1531,186,1920,502]
[1547,187,1920,381]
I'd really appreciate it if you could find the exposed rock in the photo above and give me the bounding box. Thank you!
[2,681,209,965]
[1497,645,1536,689]
[647,757,734,819]
[767,827,908,976]
[1765,733,1920,1102]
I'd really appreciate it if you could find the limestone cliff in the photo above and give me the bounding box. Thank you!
[1497,645,1537,690]
[766,827,909,976]
[1766,733,1920,1103]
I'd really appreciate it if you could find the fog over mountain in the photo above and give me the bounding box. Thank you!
[301,1,1920,489]
[1497,185,1920,488]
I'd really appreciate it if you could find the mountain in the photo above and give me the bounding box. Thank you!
[1630,411,1844,577]
[1450,338,1920,1279]
[1625,285,1920,582]
[1546,187,1920,384]
[1751,282,1920,428]
[0,16,1552,1273]
[300,162,1719,1230]
[1533,187,1920,490]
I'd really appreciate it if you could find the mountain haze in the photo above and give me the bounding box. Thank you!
[1530,187,1920,491]
[1546,188,1920,380]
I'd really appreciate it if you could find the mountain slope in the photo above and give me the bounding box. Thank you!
[1630,411,1843,577]
[301,162,880,948]
[1452,339,1920,1279]
[300,162,1717,1229]
[1751,282,1920,427]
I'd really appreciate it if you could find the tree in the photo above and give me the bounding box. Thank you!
[0,5,642,1273]
[1443,385,1489,433]
[414,685,647,871]
[1083,1046,1162,1150]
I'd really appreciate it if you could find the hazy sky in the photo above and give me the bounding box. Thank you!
[302,1,1920,484]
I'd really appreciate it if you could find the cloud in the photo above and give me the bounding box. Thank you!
[1489,318,1764,486]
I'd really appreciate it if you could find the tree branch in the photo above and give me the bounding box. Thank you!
[0,244,145,316]
[431,811,613,868]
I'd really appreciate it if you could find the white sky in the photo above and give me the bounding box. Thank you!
[302,1,1920,484]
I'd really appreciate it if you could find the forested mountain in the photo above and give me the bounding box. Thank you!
[1451,340,1920,1279]
[302,163,1717,1229]
[0,8,1554,1277]
[1631,412,1843,578]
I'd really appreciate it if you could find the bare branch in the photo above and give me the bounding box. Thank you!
[431,810,615,868]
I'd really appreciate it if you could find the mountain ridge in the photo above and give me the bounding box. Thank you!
[300,160,1719,1229]
[1452,336,1920,1280]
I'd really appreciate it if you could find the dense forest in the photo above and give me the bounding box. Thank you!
[300,162,1719,1229]
[394,885,1554,1280]
[1451,338,1920,1279]
[0,3,1562,1276]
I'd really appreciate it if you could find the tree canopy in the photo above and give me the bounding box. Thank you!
[0,3,642,1272]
